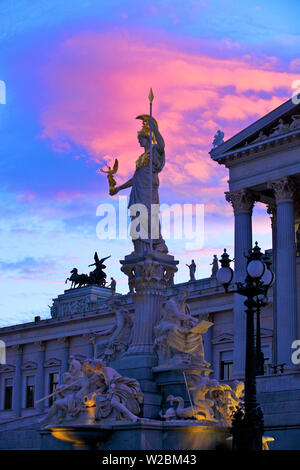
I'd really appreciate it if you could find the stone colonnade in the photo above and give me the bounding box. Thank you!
[226,176,298,376]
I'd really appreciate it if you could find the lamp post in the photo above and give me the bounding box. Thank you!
[255,295,265,376]
[217,242,274,450]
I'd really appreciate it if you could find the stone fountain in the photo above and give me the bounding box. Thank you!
[39,107,244,451]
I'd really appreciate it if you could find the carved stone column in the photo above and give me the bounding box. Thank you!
[117,252,178,419]
[120,252,178,356]
[267,203,277,364]
[268,177,297,366]
[12,344,23,417]
[58,337,70,374]
[35,341,46,413]
[225,189,255,378]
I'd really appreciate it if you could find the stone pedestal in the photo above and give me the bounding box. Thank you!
[51,285,114,318]
[116,251,178,419]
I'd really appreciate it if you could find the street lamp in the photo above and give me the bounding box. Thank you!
[255,252,275,377]
[217,242,274,450]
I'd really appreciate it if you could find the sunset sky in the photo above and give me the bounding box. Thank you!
[1,0,299,325]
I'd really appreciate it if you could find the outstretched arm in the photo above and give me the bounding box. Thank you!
[110,177,133,195]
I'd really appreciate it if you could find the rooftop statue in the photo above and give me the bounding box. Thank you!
[212,129,224,148]
[186,259,196,282]
[210,255,219,278]
[65,252,111,288]
[88,252,111,286]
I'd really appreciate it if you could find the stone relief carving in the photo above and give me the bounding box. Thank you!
[160,375,244,426]
[154,289,212,367]
[40,358,143,426]
[250,115,300,145]
[94,299,133,362]
[252,131,267,143]
[56,297,92,317]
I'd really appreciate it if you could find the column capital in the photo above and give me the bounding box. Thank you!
[268,176,296,203]
[225,189,255,215]
[83,333,96,344]
[57,336,70,347]
[35,341,46,352]
[11,344,23,354]
[121,253,178,295]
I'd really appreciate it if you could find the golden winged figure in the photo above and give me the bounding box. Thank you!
[98,158,119,195]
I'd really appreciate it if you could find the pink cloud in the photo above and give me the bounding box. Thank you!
[39,31,296,199]
[16,192,36,203]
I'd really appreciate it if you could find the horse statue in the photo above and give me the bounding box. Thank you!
[65,268,89,288]
[65,252,111,289]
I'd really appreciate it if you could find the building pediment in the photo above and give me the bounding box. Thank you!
[210,98,300,163]
[22,361,37,371]
[0,364,15,373]
[44,358,61,368]
[212,333,234,345]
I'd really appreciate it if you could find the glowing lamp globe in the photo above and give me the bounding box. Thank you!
[247,259,265,279]
[217,266,233,286]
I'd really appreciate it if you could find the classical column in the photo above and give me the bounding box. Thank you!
[267,203,277,364]
[35,341,45,413]
[12,344,23,417]
[268,177,297,367]
[121,253,178,356]
[119,252,178,419]
[226,189,255,378]
[58,337,70,374]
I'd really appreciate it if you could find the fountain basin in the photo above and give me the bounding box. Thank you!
[46,424,112,449]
